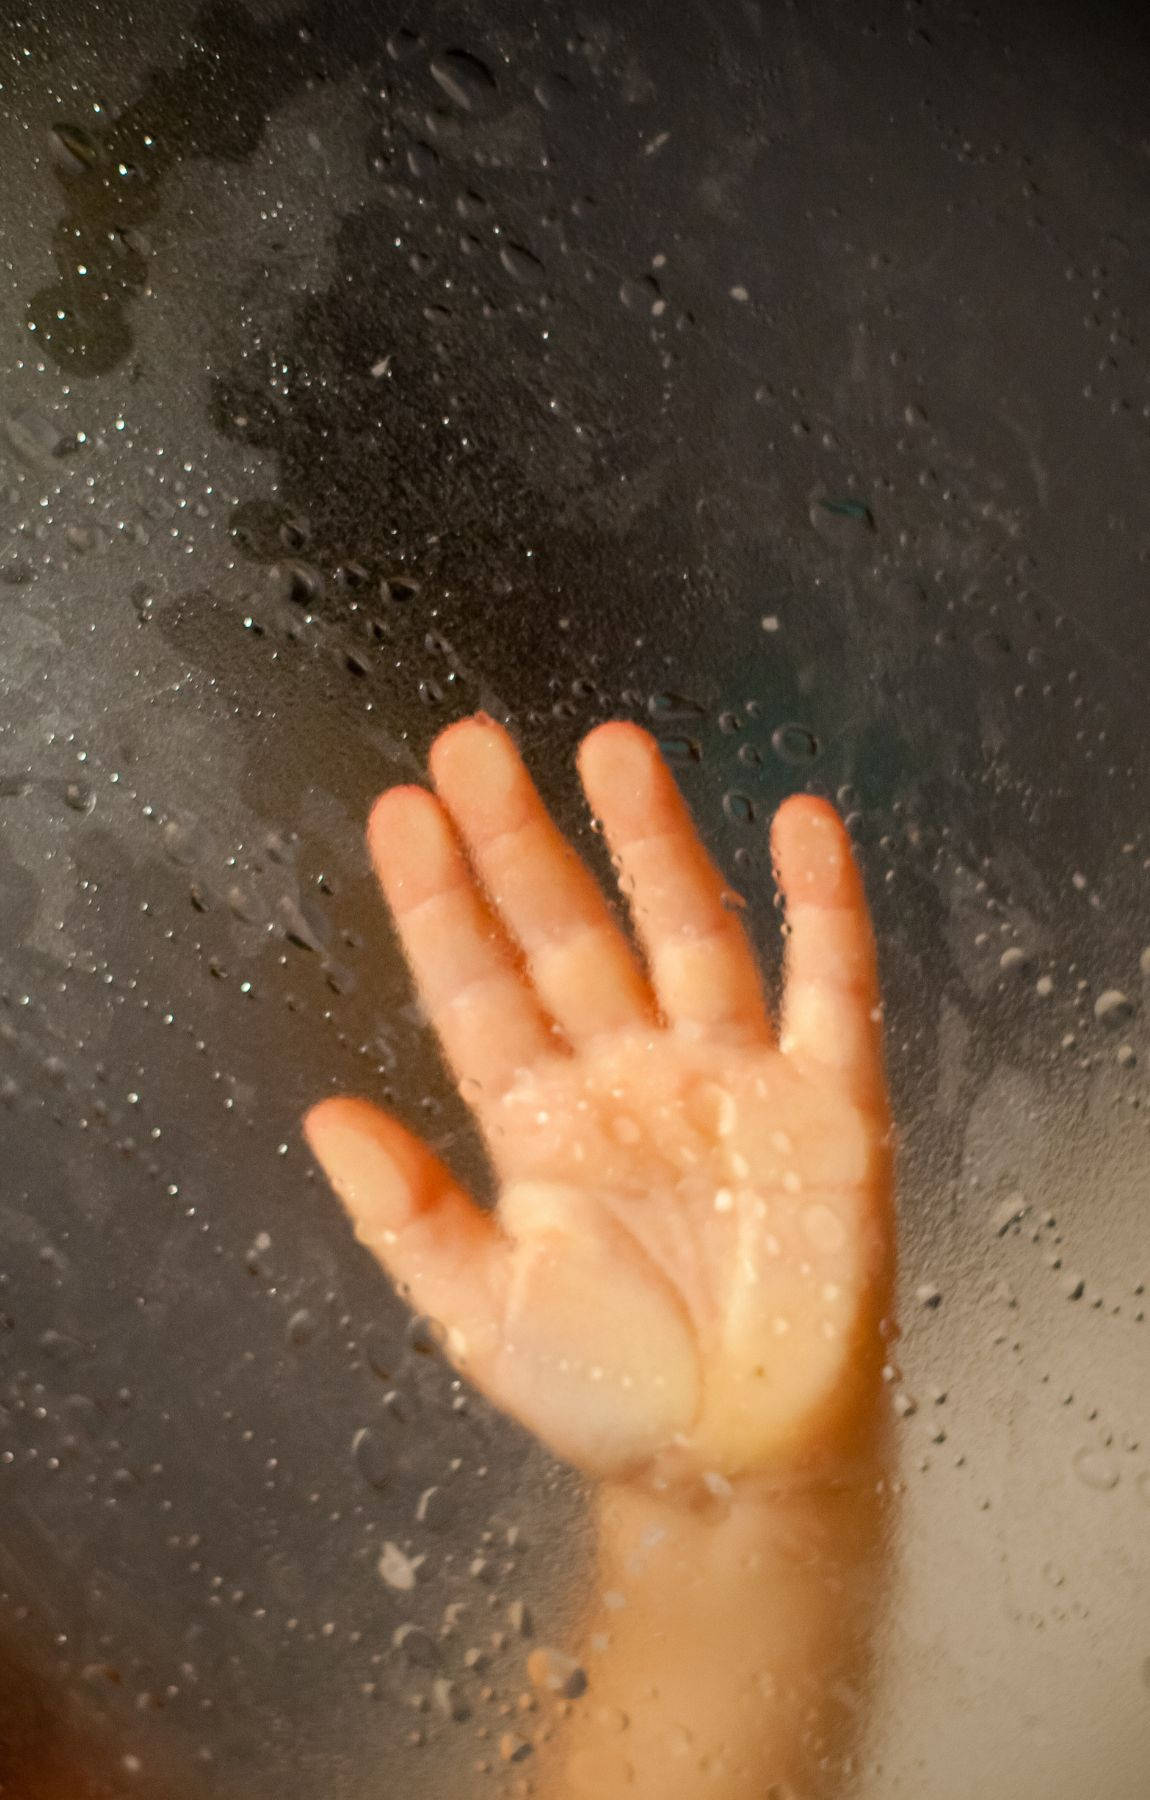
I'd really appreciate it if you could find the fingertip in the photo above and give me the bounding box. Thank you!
[577,719,659,798]
[427,712,505,783]
[366,785,459,907]
[429,714,528,834]
[367,783,433,845]
[303,1093,377,1157]
[771,795,858,907]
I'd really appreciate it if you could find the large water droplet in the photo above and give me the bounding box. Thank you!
[771,723,819,764]
[648,691,705,722]
[64,781,94,814]
[4,409,71,464]
[1072,1446,1120,1492]
[1094,988,1134,1026]
[809,495,874,539]
[658,736,700,763]
[352,1426,390,1490]
[48,122,101,173]
[533,71,577,112]
[499,241,545,285]
[393,1623,439,1667]
[430,49,497,112]
[723,790,755,825]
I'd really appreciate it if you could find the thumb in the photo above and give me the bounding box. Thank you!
[303,1096,508,1372]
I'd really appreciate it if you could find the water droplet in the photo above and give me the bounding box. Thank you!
[1094,988,1134,1026]
[991,1193,1027,1235]
[500,1732,532,1763]
[647,691,705,722]
[407,141,439,179]
[386,27,423,61]
[352,1426,390,1490]
[527,1647,587,1698]
[415,1484,459,1532]
[48,122,101,172]
[809,495,875,536]
[286,1308,315,1347]
[714,1187,734,1213]
[999,946,1031,974]
[1072,1447,1120,1492]
[4,409,72,464]
[277,897,327,953]
[432,1677,470,1720]
[393,1623,439,1667]
[658,736,700,763]
[916,1282,942,1308]
[533,71,577,111]
[64,781,94,814]
[378,1541,421,1590]
[383,574,421,603]
[282,561,323,606]
[723,790,755,825]
[226,885,261,923]
[499,242,545,285]
[770,723,819,764]
[430,49,497,113]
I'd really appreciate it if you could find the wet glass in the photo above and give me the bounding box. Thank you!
[0,0,1147,1794]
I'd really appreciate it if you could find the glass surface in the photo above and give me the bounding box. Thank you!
[0,0,1147,1793]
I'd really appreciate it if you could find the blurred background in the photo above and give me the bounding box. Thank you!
[0,0,1147,1793]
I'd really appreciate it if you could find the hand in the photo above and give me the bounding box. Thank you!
[305,716,893,1491]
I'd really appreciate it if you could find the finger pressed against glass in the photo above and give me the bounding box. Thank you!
[770,795,885,1109]
[366,785,554,1100]
[428,716,657,1043]
[577,721,773,1045]
[303,1095,507,1372]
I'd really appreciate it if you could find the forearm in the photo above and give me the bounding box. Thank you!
[541,1451,891,1799]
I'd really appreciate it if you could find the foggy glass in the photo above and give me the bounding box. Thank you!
[0,0,1147,1794]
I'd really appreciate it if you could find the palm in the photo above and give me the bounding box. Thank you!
[307,718,892,1486]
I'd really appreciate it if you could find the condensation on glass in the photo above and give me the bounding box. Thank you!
[0,0,1147,1795]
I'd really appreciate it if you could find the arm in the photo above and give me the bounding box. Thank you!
[551,1455,890,1800]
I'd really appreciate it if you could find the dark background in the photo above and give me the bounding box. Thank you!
[0,0,1147,1793]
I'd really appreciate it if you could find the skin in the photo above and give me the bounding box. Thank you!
[305,715,896,1796]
